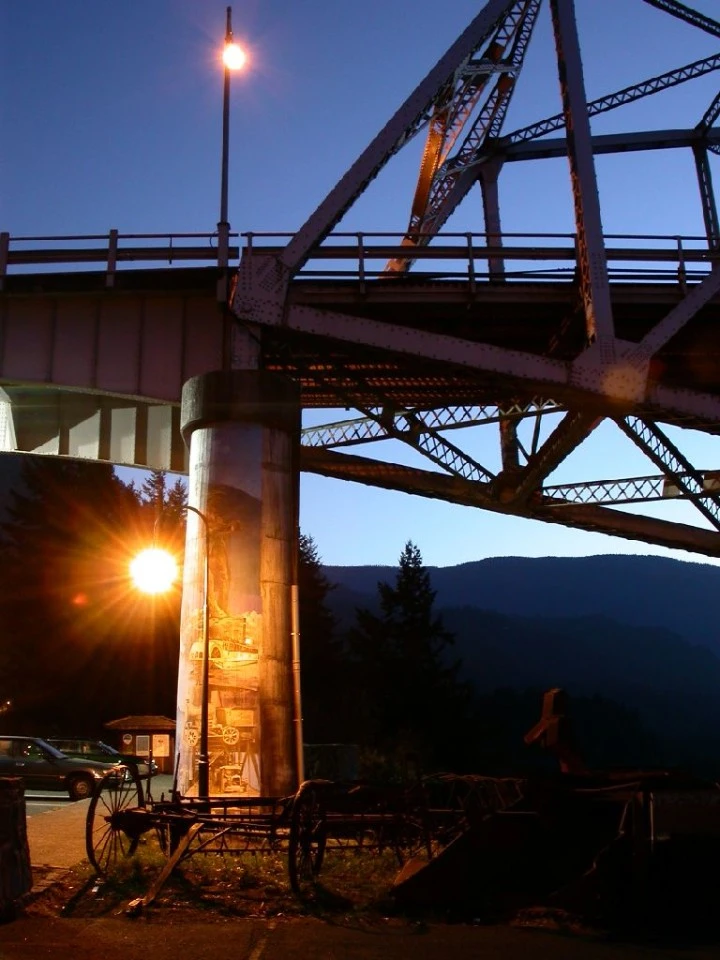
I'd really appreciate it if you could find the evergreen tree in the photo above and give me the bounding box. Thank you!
[165,477,188,522]
[141,469,166,508]
[348,541,471,774]
[297,532,349,742]
[141,472,187,555]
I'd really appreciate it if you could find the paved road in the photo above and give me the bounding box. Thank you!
[25,793,75,816]
[2,913,719,960]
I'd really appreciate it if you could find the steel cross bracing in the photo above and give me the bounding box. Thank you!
[545,470,720,506]
[300,399,562,449]
[297,356,496,484]
[300,407,720,507]
[232,0,720,557]
[505,54,720,146]
[615,416,720,530]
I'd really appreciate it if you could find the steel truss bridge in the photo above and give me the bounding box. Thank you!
[2,0,720,557]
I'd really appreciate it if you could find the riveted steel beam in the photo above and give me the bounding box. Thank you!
[479,159,506,277]
[699,91,720,133]
[550,0,615,355]
[499,416,521,470]
[494,409,603,503]
[280,302,720,426]
[693,146,720,249]
[640,0,720,39]
[630,261,720,358]
[505,128,717,161]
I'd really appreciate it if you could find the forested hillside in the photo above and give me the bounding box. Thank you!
[325,554,720,649]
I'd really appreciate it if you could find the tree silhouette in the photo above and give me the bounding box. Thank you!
[348,540,471,775]
[297,532,349,743]
[140,470,187,559]
[141,469,167,507]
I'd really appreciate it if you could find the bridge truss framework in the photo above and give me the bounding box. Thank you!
[1,0,720,559]
[230,0,720,558]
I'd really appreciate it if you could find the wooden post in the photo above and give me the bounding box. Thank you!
[0,778,32,919]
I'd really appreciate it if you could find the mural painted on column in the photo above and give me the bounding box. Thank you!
[176,423,263,797]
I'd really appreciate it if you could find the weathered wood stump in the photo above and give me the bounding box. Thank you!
[0,778,32,920]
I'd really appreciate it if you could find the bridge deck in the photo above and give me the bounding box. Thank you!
[3,266,720,423]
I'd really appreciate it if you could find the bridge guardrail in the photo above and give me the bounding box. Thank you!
[1,229,718,290]
[0,230,240,290]
[241,231,719,290]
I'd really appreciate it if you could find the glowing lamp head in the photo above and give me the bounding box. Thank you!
[130,548,178,595]
[223,42,246,70]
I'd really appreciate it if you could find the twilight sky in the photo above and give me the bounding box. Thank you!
[2,1,719,567]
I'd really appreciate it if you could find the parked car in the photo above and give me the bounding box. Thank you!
[0,736,119,800]
[47,738,158,776]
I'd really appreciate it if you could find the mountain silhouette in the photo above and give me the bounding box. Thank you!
[324,554,720,650]
[323,554,720,769]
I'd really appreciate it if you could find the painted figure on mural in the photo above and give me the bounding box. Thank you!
[206,484,262,617]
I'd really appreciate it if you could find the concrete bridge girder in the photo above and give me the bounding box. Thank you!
[0,277,225,405]
[0,385,186,473]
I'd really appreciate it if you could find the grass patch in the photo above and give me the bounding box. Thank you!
[36,834,409,921]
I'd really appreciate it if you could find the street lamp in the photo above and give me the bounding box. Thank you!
[218,5,247,272]
[130,504,212,799]
[129,548,177,594]
[186,504,211,800]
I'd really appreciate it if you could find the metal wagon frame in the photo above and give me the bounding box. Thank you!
[85,766,525,903]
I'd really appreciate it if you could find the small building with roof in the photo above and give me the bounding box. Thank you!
[104,715,176,775]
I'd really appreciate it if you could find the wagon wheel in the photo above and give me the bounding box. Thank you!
[288,782,328,894]
[85,765,146,876]
[222,726,240,745]
[186,728,199,746]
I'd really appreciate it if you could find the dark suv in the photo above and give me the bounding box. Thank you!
[48,738,158,776]
[0,736,118,800]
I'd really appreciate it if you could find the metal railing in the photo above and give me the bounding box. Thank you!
[242,231,719,289]
[1,228,717,291]
[0,230,240,290]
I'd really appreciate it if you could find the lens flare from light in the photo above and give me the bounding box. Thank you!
[130,548,178,595]
[223,42,246,70]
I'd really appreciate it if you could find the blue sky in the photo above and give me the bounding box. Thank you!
[2,1,719,567]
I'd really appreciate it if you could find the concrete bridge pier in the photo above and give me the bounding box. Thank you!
[176,369,301,798]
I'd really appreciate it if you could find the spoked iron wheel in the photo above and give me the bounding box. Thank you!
[288,781,328,894]
[85,765,146,876]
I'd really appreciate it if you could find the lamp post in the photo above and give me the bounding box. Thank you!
[185,504,211,800]
[218,6,246,272]
[129,506,211,799]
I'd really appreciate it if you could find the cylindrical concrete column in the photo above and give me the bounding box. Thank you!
[176,370,300,798]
